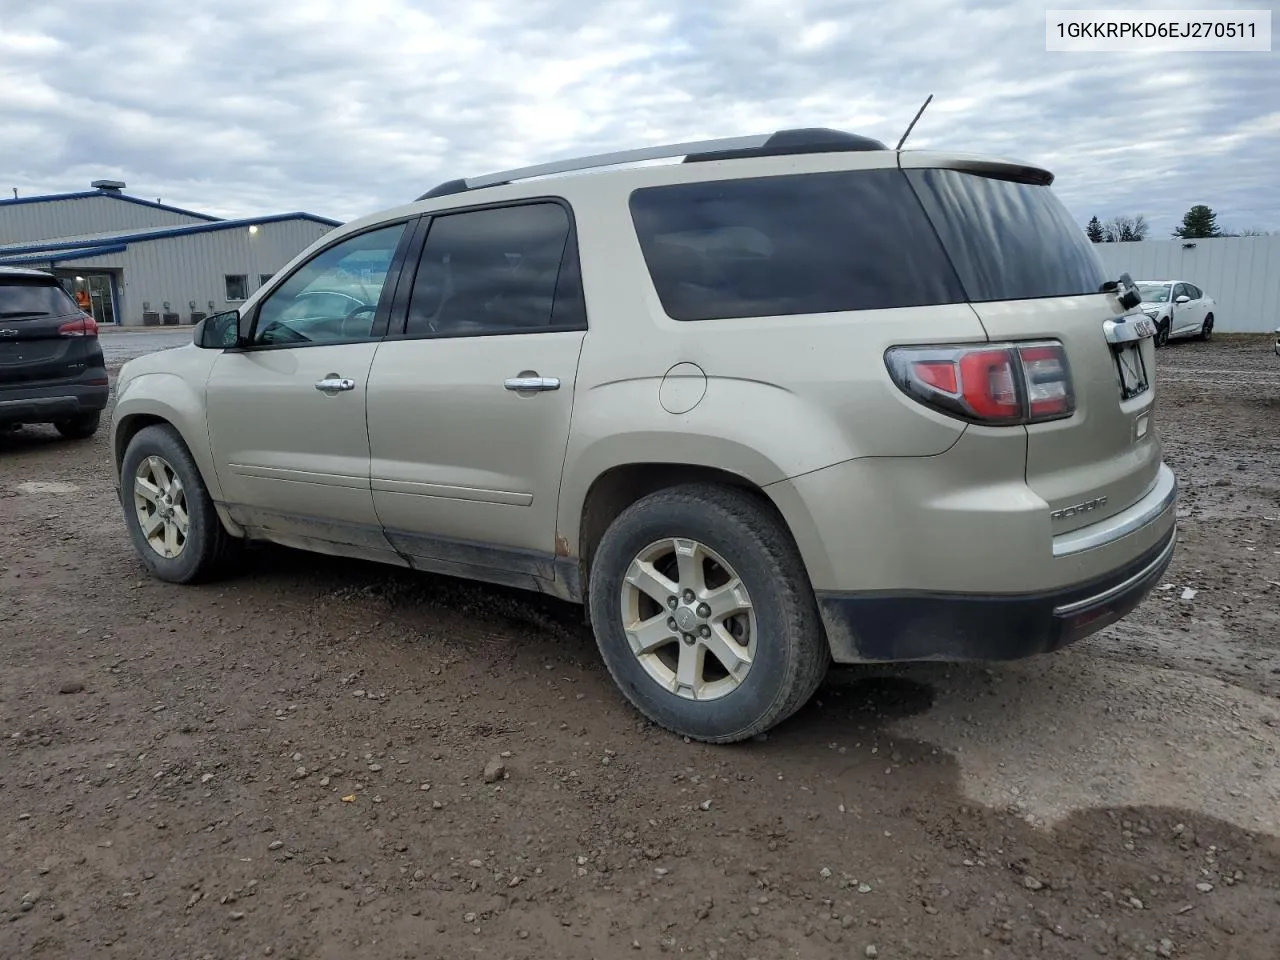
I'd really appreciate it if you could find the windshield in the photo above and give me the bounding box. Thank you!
[1137,283,1171,303]
[0,281,80,318]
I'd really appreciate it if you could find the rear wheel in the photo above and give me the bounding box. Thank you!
[55,412,100,440]
[120,424,240,583]
[587,484,829,743]
[1199,313,1214,341]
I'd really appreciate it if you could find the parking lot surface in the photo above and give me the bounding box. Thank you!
[98,327,194,365]
[2,336,1278,959]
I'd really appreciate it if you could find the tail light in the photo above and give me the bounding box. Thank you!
[58,314,99,338]
[885,341,1074,425]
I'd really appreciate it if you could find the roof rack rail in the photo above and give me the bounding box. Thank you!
[415,127,888,201]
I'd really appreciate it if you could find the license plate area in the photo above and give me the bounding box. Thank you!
[1112,340,1149,400]
[1102,316,1155,401]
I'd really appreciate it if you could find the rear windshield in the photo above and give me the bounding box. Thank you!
[628,169,965,321]
[904,168,1107,302]
[629,167,1107,321]
[0,280,80,318]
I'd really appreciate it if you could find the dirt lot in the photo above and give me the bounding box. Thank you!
[3,335,1278,960]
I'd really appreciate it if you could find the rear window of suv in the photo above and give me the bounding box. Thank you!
[0,279,80,317]
[629,167,1108,321]
[903,168,1107,303]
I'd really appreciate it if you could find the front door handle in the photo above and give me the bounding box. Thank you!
[315,376,356,394]
[504,376,560,392]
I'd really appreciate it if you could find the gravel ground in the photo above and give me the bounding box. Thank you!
[2,335,1278,960]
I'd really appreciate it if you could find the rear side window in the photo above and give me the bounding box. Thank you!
[0,280,80,317]
[629,170,966,322]
[904,168,1107,302]
[404,201,585,338]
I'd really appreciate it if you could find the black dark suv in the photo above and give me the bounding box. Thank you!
[0,267,109,439]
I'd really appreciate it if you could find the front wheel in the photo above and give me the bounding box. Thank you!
[120,424,240,583]
[587,484,829,743]
[1199,314,1214,341]
[1154,320,1170,348]
[55,412,100,439]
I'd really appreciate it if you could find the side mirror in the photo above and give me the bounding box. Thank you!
[1175,295,1191,304]
[195,310,241,349]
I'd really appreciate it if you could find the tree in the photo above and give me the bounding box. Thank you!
[1101,214,1148,242]
[1086,216,1105,243]
[1173,204,1221,239]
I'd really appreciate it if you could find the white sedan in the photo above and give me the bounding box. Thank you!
[1135,280,1216,347]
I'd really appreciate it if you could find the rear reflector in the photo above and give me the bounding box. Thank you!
[885,341,1075,426]
[58,314,99,338]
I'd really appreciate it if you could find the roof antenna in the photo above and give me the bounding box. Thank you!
[895,94,933,151]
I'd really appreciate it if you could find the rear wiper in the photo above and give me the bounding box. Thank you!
[0,310,50,318]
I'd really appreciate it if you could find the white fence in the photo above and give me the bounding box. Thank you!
[1093,235,1280,333]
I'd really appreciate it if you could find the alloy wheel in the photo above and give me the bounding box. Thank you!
[133,455,189,559]
[619,537,757,701]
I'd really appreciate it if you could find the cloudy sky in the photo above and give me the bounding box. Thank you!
[1,0,1276,237]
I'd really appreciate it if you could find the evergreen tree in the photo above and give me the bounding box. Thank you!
[1086,216,1105,243]
[1173,205,1221,239]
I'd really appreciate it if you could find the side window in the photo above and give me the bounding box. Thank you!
[225,275,248,302]
[629,170,967,321]
[1172,283,1187,300]
[404,202,583,338]
[252,222,408,347]
[1185,284,1201,299]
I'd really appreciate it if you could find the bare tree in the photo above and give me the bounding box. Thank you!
[1101,214,1149,242]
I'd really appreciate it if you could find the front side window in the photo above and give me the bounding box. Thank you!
[1173,282,1189,300]
[404,201,583,338]
[252,223,407,346]
[629,170,965,322]
[225,275,248,302]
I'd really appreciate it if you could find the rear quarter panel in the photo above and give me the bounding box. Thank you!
[552,167,991,556]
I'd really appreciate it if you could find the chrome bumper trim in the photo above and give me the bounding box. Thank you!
[1052,462,1177,559]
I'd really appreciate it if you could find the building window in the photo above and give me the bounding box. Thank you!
[225,275,248,301]
[259,273,274,289]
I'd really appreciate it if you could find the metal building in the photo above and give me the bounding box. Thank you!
[0,181,339,326]
[1093,235,1280,333]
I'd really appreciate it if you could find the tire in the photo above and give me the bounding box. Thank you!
[119,424,240,584]
[54,411,100,440]
[1154,320,1170,348]
[587,484,829,743]
[1199,314,1214,341]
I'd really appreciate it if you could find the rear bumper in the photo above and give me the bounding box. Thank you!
[818,524,1176,663]
[0,375,109,425]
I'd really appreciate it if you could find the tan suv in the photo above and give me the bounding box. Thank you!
[110,128,1177,743]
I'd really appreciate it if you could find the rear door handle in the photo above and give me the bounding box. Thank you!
[504,376,560,392]
[315,377,356,394]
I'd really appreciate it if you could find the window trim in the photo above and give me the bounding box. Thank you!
[386,195,589,343]
[232,216,422,352]
[224,274,249,303]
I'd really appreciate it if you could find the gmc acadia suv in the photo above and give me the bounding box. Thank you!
[110,128,1177,742]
